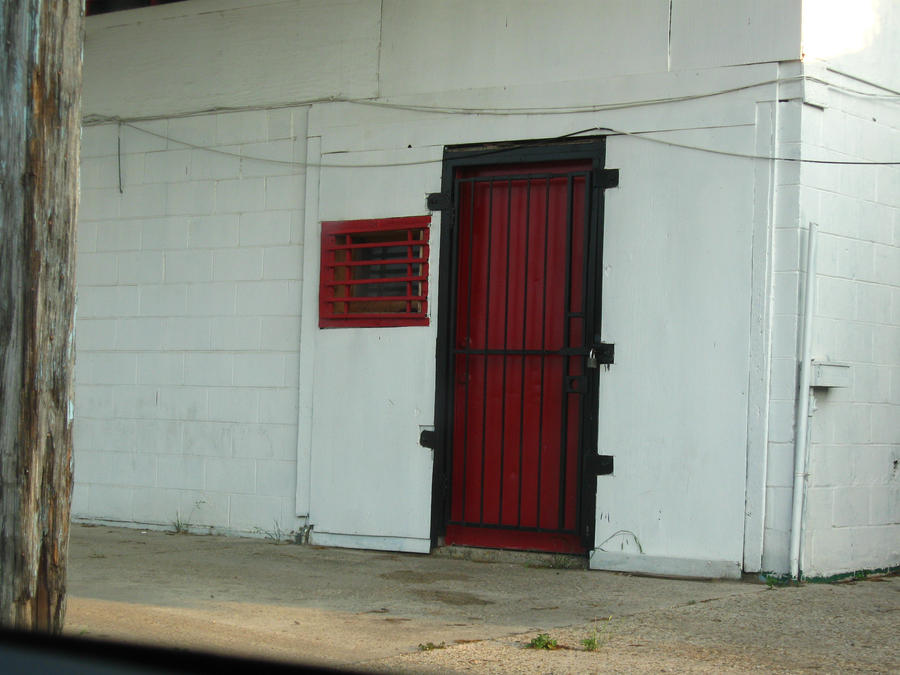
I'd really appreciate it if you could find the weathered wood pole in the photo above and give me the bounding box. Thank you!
[0,1,83,632]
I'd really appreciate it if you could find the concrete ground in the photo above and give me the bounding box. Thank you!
[65,524,899,673]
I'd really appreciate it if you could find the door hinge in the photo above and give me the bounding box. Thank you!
[597,169,619,189]
[427,192,452,211]
[585,454,614,476]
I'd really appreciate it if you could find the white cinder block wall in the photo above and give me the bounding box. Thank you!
[761,2,900,575]
[76,0,896,577]
[74,108,308,535]
[799,69,900,577]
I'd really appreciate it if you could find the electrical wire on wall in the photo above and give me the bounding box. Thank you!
[80,74,900,126]
[84,73,900,170]
[106,121,900,170]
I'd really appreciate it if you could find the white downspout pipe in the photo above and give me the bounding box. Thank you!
[789,222,818,580]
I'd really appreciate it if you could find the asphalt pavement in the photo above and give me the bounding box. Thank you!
[63,524,899,673]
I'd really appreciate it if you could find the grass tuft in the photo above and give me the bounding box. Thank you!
[526,633,558,650]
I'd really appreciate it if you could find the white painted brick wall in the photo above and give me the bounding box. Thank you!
[74,107,309,537]
[213,248,263,281]
[762,75,899,577]
[189,215,239,248]
[74,0,894,568]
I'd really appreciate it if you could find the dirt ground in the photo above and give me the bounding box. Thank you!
[64,524,899,673]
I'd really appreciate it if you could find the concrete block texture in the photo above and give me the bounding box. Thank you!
[239,140,294,178]
[235,281,301,316]
[78,252,118,286]
[164,318,212,351]
[262,246,302,280]
[239,211,292,246]
[142,217,188,250]
[144,149,191,184]
[767,73,899,578]
[233,354,285,387]
[134,419,182,455]
[167,115,216,148]
[255,460,296,497]
[260,317,300,352]
[210,317,261,351]
[77,220,99,253]
[78,286,140,318]
[166,181,216,216]
[164,250,213,283]
[140,284,187,317]
[190,148,241,181]
[117,251,164,284]
[137,354,184,386]
[120,183,167,219]
[213,248,263,281]
[259,388,300,425]
[208,388,259,424]
[121,121,167,154]
[852,445,900,486]
[216,111,268,147]
[215,177,266,214]
[204,458,256,495]
[75,109,307,535]
[188,214,239,249]
[232,424,297,461]
[186,283,236,316]
[182,422,234,458]
[184,353,234,387]
[832,487,871,528]
[228,494,285,532]
[80,188,121,222]
[97,220,141,252]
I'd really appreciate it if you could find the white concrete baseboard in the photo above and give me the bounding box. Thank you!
[310,531,431,554]
[590,549,742,579]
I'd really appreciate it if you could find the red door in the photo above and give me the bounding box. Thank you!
[445,159,592,554]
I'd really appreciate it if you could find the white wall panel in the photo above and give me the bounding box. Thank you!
[591,128,756,568]
[308,328,436,542]
[670,0,801,70]
[83,0,380,119]
[380,0,668,97]
[299,77,771,565]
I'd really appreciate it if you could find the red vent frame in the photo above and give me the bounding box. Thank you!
[319,216,430,328]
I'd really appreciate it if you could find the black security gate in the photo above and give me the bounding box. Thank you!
[428,138,617,553]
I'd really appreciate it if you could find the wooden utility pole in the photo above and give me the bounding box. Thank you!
[0,1,83,632]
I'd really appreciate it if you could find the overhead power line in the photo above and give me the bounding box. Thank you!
[80,72,898,169]
[113,121,900,168]
[82,74,900,128]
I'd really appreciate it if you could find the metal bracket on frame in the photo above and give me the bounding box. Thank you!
[594,342,614,365]
[597,168,619,189]
[427,192,452,211]
[419,429,438,449]
[585,454,614,476]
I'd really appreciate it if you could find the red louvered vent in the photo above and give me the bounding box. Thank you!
[319,216,430,328]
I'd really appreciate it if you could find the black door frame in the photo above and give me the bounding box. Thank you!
[428,136,617,552]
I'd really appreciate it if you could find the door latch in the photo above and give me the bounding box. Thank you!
[590,342,615,366]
